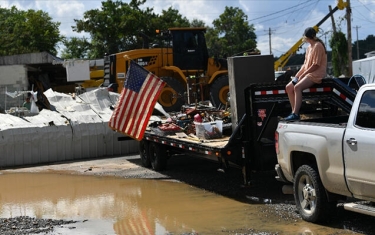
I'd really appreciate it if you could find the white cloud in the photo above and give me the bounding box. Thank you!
[239,0,249,13]
[145,0,223,27]
[41,1,88,36]
[1,0,374,59]
[1,0,26,10]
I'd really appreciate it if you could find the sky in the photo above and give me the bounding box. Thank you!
[1,0,374,58]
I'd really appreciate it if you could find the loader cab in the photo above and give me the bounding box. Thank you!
[169,28,209,71]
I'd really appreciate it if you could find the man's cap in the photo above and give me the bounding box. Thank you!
[304,27,316,39]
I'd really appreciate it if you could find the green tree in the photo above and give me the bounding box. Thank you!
[205,27,222,57]
[0,6,62,56]
[73,0,157,58]
[329,31,348,76]
[207,6,257,58]
[190,19,206,28]
[60,37,91,59]
[352,34,375,60]
[155,7,190,29]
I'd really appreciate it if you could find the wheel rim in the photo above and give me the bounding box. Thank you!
[297,174,317,215]
[158,87,177,108]
[218,85,229,105]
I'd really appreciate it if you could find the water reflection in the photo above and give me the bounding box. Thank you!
[0,173,361,235]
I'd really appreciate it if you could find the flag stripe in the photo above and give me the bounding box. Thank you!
[134,78,165,138]
[110,87,127,128]
[125,74,156,136]
[117,89,135,133]
[131,76,162,138]
[109,61,166,141]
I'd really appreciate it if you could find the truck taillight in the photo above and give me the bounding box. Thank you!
[275,131,279,154]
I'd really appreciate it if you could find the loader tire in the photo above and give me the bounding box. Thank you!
[210,75,229,108]
[158,77,185,112]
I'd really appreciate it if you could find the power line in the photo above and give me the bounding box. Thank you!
[247,2,308,22]
[351,5,375,24]
[247,1,318,24]
[356,0,375,14]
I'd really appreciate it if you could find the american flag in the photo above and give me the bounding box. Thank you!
[109,61,166,140]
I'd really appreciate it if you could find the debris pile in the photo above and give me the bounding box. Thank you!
[149,102,231,140]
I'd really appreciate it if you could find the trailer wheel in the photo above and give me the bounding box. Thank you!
[149,142,167,171]
[139,140,151,168]
[294,165,336,223]
[210,75,229,108]
[158,77,185,112]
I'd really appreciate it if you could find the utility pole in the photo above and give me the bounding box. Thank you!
[322,29,332,47]
[329,5,337,34]
[347,0,353,76]
[268,28,273,55]
[354,25,361,59]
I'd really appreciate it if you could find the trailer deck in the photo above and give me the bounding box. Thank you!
[139,78,358,184]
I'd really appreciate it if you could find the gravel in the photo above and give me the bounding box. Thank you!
[0,216,76,235]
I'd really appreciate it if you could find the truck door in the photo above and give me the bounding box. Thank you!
[343,89,375,199]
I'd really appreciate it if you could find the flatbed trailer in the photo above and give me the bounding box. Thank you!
[139,78,356,184]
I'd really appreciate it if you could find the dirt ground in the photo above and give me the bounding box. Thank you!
[2,154,375,235]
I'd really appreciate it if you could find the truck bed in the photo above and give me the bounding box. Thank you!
[298,115,349,126]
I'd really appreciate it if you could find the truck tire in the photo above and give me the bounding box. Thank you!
[209,75,229,108]
[158,77,185,112]
[149,142,167,171]
[294,165,335,223]
[139,140,151,168]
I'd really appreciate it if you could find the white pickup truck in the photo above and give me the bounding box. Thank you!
[275,83,375,223]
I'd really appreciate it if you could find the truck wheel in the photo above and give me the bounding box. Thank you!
[294,165,335,223]
[139,140,151,168]
[149,142,167,171]
[209,75,229,108]
[158,77,185,112]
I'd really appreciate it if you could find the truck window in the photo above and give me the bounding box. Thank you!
[355,90,375,129]
[185,33,198,49]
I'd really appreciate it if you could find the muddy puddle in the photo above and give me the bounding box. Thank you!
[0,172,362,235]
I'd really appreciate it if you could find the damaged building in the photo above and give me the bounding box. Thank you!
[0,52,77,112]
[0,52,137,167]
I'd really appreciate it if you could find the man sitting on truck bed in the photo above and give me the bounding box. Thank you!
[284,27,327,121]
